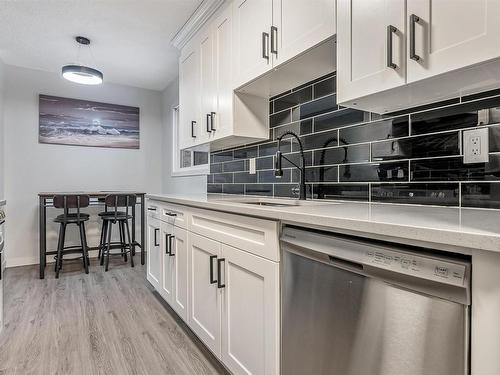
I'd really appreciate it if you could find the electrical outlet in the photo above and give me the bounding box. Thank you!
[463,128,489,164]
[249,158,256,174]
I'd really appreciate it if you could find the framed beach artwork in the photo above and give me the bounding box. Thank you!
[39,95,140,149]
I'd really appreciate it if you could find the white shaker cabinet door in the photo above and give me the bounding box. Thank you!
[146,217,162,291]
[188,233,222,358]
[213,5,234,140]
[171,225,189,322]
[232,0,273,89]
[179,42,200,149]
[221,244,280,375]
[160,221,174,305]
[273,0,336,65]
[407,0,500,83]
[337,0,406,104]
[199,27,215,143]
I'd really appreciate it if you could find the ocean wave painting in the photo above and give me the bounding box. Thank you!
[39,95,140,149]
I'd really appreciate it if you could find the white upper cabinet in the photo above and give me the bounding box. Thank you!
[232,0,274,89]
[337,0,406,103]
[179,41,200,150]
[212,5,234,140]
[407,0,500,83]
[233,0,336,89]
[274,0,336,65]
[337,0,500,113]
[199,26,216,143]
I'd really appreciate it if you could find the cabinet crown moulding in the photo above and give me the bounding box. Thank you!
[171,0,226,50]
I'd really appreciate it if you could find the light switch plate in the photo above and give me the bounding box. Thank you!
[249,158,256,174]
[463,128,489,164]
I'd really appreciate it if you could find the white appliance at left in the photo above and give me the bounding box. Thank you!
[0,205,5,331]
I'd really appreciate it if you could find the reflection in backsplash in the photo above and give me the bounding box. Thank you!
[208,72,500,209]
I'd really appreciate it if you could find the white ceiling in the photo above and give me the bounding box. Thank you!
[0,0,203,91]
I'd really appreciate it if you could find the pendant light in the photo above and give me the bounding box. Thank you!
[62,36,103,85]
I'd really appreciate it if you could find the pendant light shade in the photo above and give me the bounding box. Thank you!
[62,36,103,85]
[62,65,103,85]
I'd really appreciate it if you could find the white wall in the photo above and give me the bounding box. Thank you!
[0,59,5,199]
[161,77,207,194]
[4,65,164,267]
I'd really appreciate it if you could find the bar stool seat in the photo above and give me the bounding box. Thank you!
[54,213,90,223]
[98,211,126,218]
[101,213,133,221]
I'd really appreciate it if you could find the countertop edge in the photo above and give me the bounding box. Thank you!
[146,194,500,254]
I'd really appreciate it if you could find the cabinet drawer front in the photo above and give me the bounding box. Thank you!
[146,201,164,220]
[160,203,189,229]
[189,208,279,261]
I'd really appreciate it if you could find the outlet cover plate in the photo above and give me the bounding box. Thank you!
[463,128,489,164]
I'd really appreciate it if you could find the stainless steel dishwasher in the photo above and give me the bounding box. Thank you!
[281,226,471,375]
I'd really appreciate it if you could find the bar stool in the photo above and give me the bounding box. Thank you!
[99,194,136,271]
[97,203,126,261]
[53,194,90,278]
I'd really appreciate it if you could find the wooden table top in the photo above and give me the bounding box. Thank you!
[38,191,146,198]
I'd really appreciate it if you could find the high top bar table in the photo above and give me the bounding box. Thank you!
[38,191,146,279]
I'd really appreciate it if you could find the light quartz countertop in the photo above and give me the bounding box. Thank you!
[147,193,500,254]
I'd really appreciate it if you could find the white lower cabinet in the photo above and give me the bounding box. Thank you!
[161,222,189,322]
[146,216,162,291]
[147,204,280,374]
[171,225,189,321]
[160,221,173,303]
[188,233,222,357]
[221,244,280,375]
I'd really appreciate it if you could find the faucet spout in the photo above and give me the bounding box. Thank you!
[275,131,307,200]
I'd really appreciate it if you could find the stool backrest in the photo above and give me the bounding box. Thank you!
[105,194,136,221]
[53,194,90,219]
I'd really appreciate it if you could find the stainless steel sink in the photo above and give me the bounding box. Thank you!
[240,201,298,207]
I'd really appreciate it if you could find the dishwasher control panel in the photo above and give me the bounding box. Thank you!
[364,249,466,287]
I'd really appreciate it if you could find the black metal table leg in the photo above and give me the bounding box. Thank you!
[39,197,47,279]
[132,203,136,256]
[141,194,145,265]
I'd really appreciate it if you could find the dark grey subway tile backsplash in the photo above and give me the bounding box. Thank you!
[208,72,500,209]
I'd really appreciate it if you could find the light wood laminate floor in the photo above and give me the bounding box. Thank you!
[0,259,227,375]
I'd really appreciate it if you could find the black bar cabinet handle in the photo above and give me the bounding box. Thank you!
[262,32,269,60]
[147,207,157,211]
[165,212,177,217]
[409,14,420,61]
[169,236,175,256]
[217,258,225,288]
[191,120,197,138]
[165,234,170,254]
[210,112,216,131]
[270,26,278,54]
[154,228,159,247]
[209,255,217,284]
[206,114,212,133]
[386,25,397,69]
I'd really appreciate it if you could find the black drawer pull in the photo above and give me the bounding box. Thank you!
[210,255,217,284]
[154,228,159,247]
[217,258,225,288]
[169,236,175,256]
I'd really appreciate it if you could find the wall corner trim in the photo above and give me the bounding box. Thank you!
[171,0,226,50]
